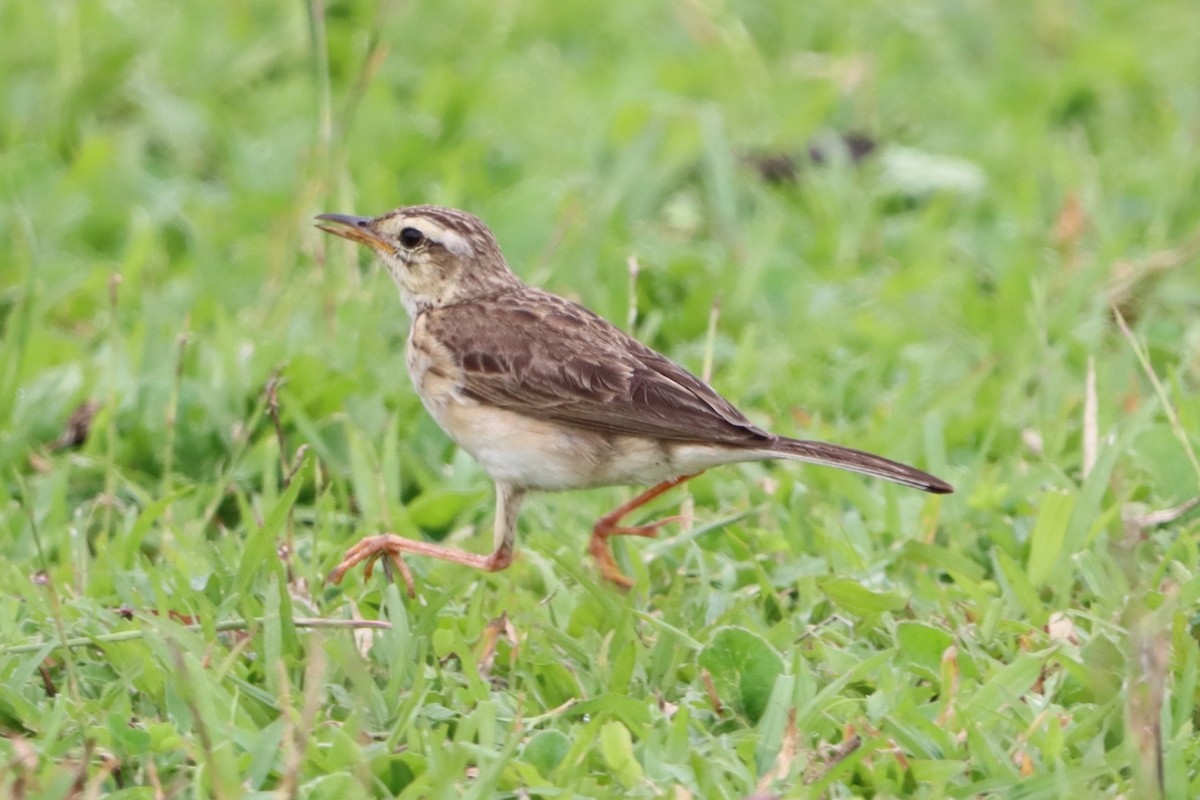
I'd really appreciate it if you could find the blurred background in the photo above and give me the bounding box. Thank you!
[2,0,1198,795]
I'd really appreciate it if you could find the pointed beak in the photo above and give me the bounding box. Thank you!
[314,213,391,252]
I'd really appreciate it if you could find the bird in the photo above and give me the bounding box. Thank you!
[315,204,953,593]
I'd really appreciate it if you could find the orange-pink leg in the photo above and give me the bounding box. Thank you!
[328,484,525,597]
[589,473,702,588]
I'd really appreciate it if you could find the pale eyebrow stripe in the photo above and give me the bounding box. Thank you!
[395,216,474,257]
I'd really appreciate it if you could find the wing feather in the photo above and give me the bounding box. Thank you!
[423,288,773,447]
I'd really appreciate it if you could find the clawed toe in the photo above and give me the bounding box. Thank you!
[588,536,635,590]
[596,514,683,539]
[589,513,687,589]
[602,568,635,590]
[585,475,701,587]
[327,534,417,597]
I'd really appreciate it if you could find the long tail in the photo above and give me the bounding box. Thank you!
[765,437,953,494]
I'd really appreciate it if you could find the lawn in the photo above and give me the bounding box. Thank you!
[2,0,1199,797]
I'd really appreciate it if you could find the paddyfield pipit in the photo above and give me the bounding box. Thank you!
[316,205,953,592]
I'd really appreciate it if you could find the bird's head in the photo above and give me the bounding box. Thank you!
[315,205,522,316]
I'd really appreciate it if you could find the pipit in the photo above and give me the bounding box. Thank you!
[316,205,952,592]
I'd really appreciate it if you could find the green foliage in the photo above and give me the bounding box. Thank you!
[2,0,1200,796]
[698,627,784,724]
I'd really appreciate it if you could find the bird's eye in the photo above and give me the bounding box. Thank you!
[398,227,425,249]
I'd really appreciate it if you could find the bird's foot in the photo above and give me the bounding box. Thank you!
[327,533,514,597]
[327,534,417,597]
[588,515,683,589]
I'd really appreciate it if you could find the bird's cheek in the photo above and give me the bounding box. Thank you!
[383,262,409,288]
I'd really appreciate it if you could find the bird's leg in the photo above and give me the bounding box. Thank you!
[589,472,702,588]
[328,484,526,597]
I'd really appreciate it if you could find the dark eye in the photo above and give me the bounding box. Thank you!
[398,227,425,248]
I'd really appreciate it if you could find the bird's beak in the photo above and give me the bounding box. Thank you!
[314,213,391,252]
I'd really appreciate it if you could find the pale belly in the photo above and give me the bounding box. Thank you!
[426,389,746,490]
[405,322,752,490]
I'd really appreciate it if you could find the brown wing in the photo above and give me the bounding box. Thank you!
[422,287,775,447]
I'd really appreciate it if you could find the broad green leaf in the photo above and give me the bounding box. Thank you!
[820,578,907,617]
[909,759,968,783]
[1027,489,1076,587]
[896,621,953,680]
[698,627,785,724]
[533,661,584,709]
[566,693,652,730]
[964,651,1045,717]
[599,721,644,788]
[524,730,570,778]
[406,488,487,533]
[107,711,152,755]
[900,541,987,583]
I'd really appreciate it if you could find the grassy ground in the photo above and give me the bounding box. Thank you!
[2,0,1199,796]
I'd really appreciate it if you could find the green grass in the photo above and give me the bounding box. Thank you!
[2,0,1199,796]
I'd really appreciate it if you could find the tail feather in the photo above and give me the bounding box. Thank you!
[766,437,953,494]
